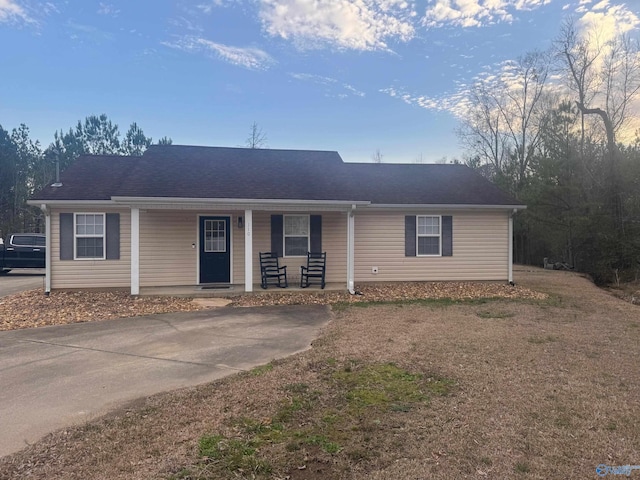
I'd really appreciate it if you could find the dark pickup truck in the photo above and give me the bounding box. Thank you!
[0,233,46,273]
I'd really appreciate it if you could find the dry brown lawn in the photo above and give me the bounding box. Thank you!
[1,267,639,479]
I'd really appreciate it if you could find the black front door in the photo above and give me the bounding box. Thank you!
[199,216,231,284]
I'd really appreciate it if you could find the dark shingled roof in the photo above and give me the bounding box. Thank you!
[32,145,521,206]
[32,155,139,201]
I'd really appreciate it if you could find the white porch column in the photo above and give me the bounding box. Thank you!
[42,205,51,294]
[347,207,355,294]
[131,207,140,295]
[244,209,253,292]
[508,210,514,284]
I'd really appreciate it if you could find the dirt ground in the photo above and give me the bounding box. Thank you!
[1,267,639,479]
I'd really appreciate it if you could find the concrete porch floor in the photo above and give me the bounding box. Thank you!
[139,283,347,298]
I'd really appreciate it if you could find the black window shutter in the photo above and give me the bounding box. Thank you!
[310,215,322,253]
[442,216,453,257]
[106,213,120,260]
[405,215,416,257]
[60,213,74,260]
[271,215,283,257]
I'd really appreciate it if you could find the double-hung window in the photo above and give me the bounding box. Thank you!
[417,215,441,256]
[284,215,309,257]
[75,213,105,259]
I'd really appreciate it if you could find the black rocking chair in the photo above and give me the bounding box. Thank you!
[300,252,326,289]
[259,252,288,289]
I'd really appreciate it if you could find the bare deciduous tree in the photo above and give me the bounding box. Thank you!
[245,122,267,149]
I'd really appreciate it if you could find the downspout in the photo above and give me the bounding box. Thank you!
[508,208,516,286]
[40,204,51,295]
[347,205,356,294]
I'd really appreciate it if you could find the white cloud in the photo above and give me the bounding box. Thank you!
[423,0,551,28]
[97,3,120,16]
[343,83,366,97]
[577,2,639,45]
[381,56,552,118]
[290,72,366,97]
[0,0,33,24]
[259,0,415,51]
[381,84,473,117]
[290,72,338,84]
[591,0,608,10]
[163,36,275,70]
[197,0,228,14]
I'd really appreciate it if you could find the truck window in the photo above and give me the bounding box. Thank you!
[12,235,36,246]
[34,236,46,247]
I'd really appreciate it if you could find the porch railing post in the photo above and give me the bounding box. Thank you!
[131,207,140,295]
[245,209,253,292]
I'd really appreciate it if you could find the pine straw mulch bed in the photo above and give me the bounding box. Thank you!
[227,282,547,307]
[0,290,207,331]
[1,268,639,480]
[0,282,546,331]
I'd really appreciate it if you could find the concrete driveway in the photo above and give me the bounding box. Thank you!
[0,305,331,458]
[0,269,45,298]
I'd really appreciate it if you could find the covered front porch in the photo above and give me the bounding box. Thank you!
[115,197,367,296]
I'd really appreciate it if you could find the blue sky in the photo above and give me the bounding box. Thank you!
[1,0,638,163]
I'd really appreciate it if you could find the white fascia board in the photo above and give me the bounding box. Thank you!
[110,196,370,211]
[26,200,116,207]
[363,204,527,211]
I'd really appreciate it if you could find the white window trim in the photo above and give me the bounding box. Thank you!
[283,214,310,258]
[416,215,442,257]
[74,212,106,260]
[204,219,227,253]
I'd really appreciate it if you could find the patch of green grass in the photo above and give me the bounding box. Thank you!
[515,462,530,473]
[248,363,274,376]
[332,362,452,413]
[537,293,564,308]
[198,434,271,475]
[273,395,316,424]
[234,417,284,437]
[296,433,342,454]
[390,403,412,412]
[183,361,454,479]
[476,310,515,319]
[283,382,309,394]
[527,334,559,344]
[332,297,494,312]
[425,375,456,396]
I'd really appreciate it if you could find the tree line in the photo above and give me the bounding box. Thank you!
[0,114,171,238]
[458,19,640,285]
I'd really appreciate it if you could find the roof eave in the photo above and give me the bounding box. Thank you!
[109,196,371,211]
[27,199,116,206]
[365,203,527,210]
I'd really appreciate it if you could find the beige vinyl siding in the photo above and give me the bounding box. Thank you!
[354,210,509,282]
[251,211,347,285]
[50,208,131,289]
[139,211,245,287]
[139,210,198,287]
